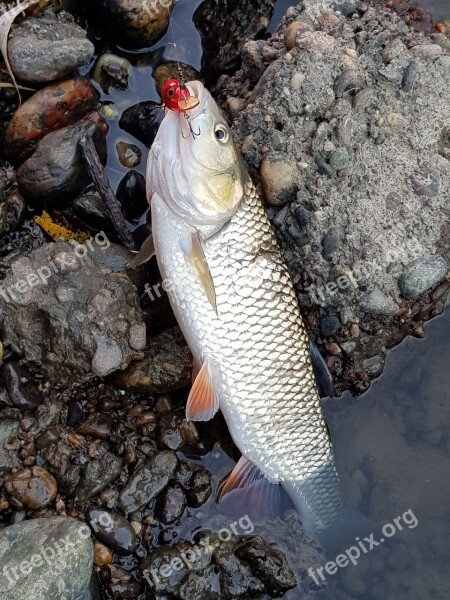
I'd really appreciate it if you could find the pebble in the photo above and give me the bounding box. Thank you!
[117,170,148,224]
[363,355,384,378]
[94,541,113,566]
[116,141,142,168]
[157,412,199,451]
[320,316,341,337]
[185,468,212,508]
[119,101,163,147]
[118,450,178,514]
[410,44,442,59]
[324,342,341,356]
[322,227,341,261]
[109,328,192,394]
[86,507,137,555]
[97,0,176,48]
[155,482,187,524]
[260,157,297,206]
[0,190,26,235]
[0,517,92,600]
[8,14,94,84]
[73,193,112,231]
[0,420,21,481]
[92,53,131,92]
[402,61,418,92]
[284,21,313,51]
[360,287,399,315]
[399,256,448,298]
[76,450,123,501]
[341,341,356,354]
[4,466,57,509]
[329,148,349,170]
[77,413,113,440]
[4,78,98,164]
[2,361,43,410]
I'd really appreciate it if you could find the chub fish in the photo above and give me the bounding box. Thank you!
[140,80,345,538]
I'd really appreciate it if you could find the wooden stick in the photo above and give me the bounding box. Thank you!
[79,133,136,250]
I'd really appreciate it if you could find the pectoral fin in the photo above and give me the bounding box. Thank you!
[181,233,217,313]
[128,234,155,268]
[186,359,220,422]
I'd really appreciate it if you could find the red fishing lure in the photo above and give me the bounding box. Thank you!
[161,79,199,112]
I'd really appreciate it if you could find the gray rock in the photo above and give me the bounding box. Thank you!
[0,240,145,384]
[0,517,93,600]
[8,13,95,83]
[320,315,341,337]
[119,450,178,514]
[17,119,106,206]
[360,287,398,315]
[399,256,448,298]
[363,355,384,378]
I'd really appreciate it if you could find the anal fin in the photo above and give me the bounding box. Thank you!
[217,456,282,517]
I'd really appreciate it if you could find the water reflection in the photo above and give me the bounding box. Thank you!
[319,301,450,598]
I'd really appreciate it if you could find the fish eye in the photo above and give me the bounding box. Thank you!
[214,124,230,143]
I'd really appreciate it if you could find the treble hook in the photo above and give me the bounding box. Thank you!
[182,112,201,139]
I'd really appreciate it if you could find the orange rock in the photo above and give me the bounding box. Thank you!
[4,466,57,509]
[94,541,113,567]
[4,78,98,164]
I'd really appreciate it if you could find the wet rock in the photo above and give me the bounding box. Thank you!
[119,101,163,147]
[4,466,57,509]
[0,517,92,599]
[157,412,199,451]
[92,54,131,93]
[78,413,113,440]
[0,420,20,482]
[399,256,448,298]
[118,450,177,514]
[109,328,191,394]
[96,0,175,48]
[116,141,142,169]
[17,114,107,206]
[153,62,199,96]
[185,467,212,508]
[76,450,123,501]
[117,170,148,224]
[86,507,137,555]
[1,361,43,410]
[260,156,297,207]
[8,13,94,84]
[0,189,26,235]
[100,564,143,598]
[0,240,145,383]
[178,565,221,600]
[235,536,297,595]
[4,78,98,164]
[155,482,187,524]
[40,436,81,495]
[73,193,112,231]
[360,288,399,315]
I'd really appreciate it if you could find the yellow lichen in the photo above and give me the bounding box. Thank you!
[34,211,90,243]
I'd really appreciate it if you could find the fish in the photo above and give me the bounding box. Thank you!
[143,80,345,538]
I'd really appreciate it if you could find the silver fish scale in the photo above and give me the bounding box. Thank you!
[153,178,344,530]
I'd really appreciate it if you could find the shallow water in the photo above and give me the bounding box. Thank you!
[318,300,450,598]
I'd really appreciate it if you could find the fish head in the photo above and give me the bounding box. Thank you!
[148,80,245,228]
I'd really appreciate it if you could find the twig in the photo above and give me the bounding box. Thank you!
[79,133,136,250]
